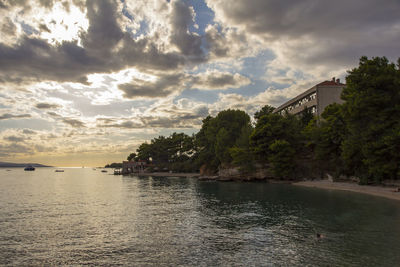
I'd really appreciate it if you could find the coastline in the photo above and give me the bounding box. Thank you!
[134,172,200,178]
[125,172,400,202]
[294,179,400,202]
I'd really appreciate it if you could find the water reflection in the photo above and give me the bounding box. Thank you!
[0,169,400,266]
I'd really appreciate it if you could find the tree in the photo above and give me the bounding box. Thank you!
[250,112,302,162]
[254,105,275,121]
[341,56,400,182]
[229,124,255,173]
[195,109,252,171]
[268,140,295,179]
[127,153,137,161]
[305,103,346,178]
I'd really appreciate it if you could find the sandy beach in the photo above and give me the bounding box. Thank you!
[294,180,400,202]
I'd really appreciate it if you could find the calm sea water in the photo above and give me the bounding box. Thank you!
[1,168,400,266]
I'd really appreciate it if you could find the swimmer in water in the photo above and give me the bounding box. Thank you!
[316,233,324,239]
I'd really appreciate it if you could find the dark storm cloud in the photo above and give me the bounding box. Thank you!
[62,118,85,128]
[0,113,31,120]
[118,74,185,99]
[35,103,60,109]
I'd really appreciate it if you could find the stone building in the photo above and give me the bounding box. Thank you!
[274,78,345,117]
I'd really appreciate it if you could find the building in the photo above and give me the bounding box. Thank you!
[274,78,345,117]
[122,160,147,174]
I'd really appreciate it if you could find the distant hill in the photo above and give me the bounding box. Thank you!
[0,162,52,167]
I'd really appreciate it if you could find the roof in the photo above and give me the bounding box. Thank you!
[317,80,345,86]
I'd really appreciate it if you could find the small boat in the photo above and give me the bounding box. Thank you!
[55,169,64,172]
[101,170,107,173]
[24,165,35,171]
[114,169,122,175]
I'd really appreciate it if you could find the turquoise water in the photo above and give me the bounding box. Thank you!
[1,168,400,266]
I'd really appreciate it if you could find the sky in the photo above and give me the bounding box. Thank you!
[0,0,399,167]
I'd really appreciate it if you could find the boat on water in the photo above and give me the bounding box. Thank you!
[114,169,122,175]
[55,169,64,172]
[24,165,35,171]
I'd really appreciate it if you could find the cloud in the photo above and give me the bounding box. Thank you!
[97,119,143,129]
[22,129,36,134]
[4,135,25,142]
[191,70,250,90]
[207,0,400,79]
[35,102,60,109]
[62,118,85,128]
[169,0,205,61]
[0,0,203,85]
[47,112,61,117]
[118,73,185,99]
[0,113,31,120]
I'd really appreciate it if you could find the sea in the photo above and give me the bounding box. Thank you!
[1,167,400,266]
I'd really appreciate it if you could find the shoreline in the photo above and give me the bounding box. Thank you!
[124,172,400,202]
[294,179,400,202]
[134,172,200,178]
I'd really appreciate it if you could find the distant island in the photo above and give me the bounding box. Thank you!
[0,162,52,168]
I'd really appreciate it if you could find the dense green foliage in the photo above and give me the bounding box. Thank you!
[134,132,197,172]
[341,56,400,183]
[124,56,399,182]
[195,109,252,172]
[105,162,123,168]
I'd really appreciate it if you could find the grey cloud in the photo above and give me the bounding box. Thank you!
[191,71,250,90]
[98,120,143,129]
[119,74,185,99]
[96,117,116,124]
[170,0,205,62]
[0,0,187,84]
[35,102,60,109]
[208,0,400,66]
[38,23,51,33]
[81,0,123,57]
[2,18,16,36]
[96,105,208,129]
[0,113,31,120]
[205,25,247,59]
[47,111,60,117]
[210,0,400,38]
[22,129,36,134]
[62,118,85,128]
[4,135,25,142]
[38,0,55,8]
[0,143,34,156]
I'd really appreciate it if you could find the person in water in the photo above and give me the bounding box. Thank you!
[316,233,324,239]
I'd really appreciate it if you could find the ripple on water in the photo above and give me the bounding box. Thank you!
[1,169,400,266]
